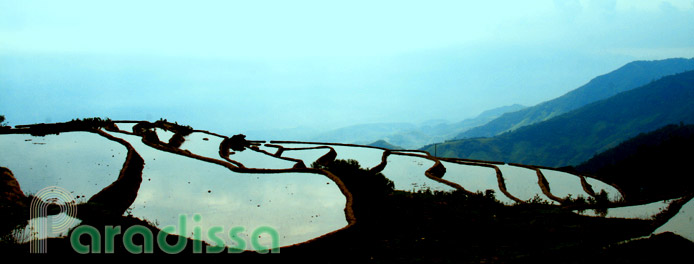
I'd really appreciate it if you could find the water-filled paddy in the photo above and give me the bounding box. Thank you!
[539,169,592,200]
[584,177,624,202]
[330,146,385,170]
[179,132,225,160]
[577,199,674,219]
[654,198,694,242]
[0,132,126,199]
[496,165,557,204]
[257,144,281,155]
[107,131,349,249]
[13,213,82,243]
[272,143,384,170]
[179,133,298,169]
[380,154,456,193]
[227,149,298,169]
[279,147,332,167]
[441,161,516,204]
[114,122,136,133]
[154,128,176,144]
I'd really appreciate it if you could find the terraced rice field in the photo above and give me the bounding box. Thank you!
[380,153,455,193]
[0,132,126,198]
[2,120,691,251]
[584,176,624,202]
[539,169,593,201]
[279,148,331,167]
[496,164,557,204]
[106,131,347,248]
[654,198,694,241]
[440,161,516,204]
[577,199,675,219]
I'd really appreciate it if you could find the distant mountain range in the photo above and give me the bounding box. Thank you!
[315,58,694,151]
[308,104,526,149]
[456,58,694,139]
[422,67,694,168]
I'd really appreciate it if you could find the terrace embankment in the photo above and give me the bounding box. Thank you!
[436,159,525,203]
[270,141,345,167]
[536,165,624,202]
[478,162,524,204]
[509,163,565,204]
[0,122,144,219]
[268,142,464,194]
[265,143,337,168]
[114,125,358,248]
[3,120,686,260]
[369,149,391,174]
[80,129,144,219]
[651,193,694,230]
[266,141,578,204]
[392,151,475,195]
[250,146,307,169]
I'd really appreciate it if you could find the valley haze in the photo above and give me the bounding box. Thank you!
[3,1,694,261]
[2,0,694,140]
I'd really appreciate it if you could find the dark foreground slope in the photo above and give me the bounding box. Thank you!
[456,58,694,139]
[575,123,694,202]
[423,70,694,168]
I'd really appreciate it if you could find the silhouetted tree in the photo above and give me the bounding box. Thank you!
[228,134,249,151]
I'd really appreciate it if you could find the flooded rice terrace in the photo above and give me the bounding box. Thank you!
[1,120,693,251]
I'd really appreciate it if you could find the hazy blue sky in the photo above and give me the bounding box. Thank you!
[1,0,693,137]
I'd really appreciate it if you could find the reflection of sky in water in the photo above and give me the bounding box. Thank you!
[180,132,299,169]
[108,131,348,248]
[380,154,455,192]
[584,177,623,202]
[540,169,592,200]
[257,144,280,155]
[655,198,694,242]
[14,213,82,243]
[0,132,125,199]
[154,128,176,143]
[180,132,225,160]
[228,149,297,169]
[330,146,384,170]
[441,161,515,205]
[497,165,557,204]
[578,199,675,219]
[114,122,136,133]
[273,143,384,170]
[279,148,331,167]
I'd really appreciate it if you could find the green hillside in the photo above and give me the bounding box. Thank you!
[423,70,694,168]
[456,58,694,139]
[367,139,403,150]
[575,123,694,202]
